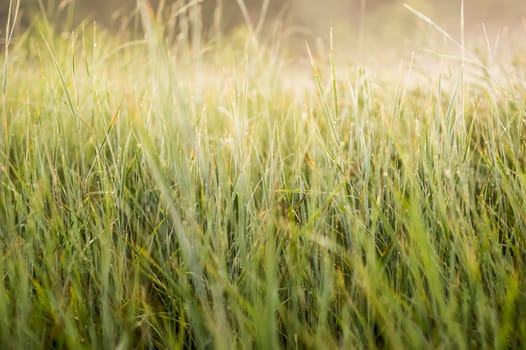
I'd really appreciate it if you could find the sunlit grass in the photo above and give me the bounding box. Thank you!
[1,3,525,349]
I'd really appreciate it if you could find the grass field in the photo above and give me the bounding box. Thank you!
[1,2,526,349]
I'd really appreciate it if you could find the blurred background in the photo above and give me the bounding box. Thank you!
[2,0,525,35]
[1,0,525,69]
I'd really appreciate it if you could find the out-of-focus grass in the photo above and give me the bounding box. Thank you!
[1,2,525,349]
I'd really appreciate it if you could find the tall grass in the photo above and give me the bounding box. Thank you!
[0,2,525,349]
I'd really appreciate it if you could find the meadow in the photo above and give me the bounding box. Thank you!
[1,2,525,349]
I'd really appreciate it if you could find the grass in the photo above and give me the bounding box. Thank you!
[1,2,526,349]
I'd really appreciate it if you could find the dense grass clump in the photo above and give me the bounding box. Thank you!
[1,6,526,349]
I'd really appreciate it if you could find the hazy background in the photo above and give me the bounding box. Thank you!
[2,0,525,35]
[2,0,525,71]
